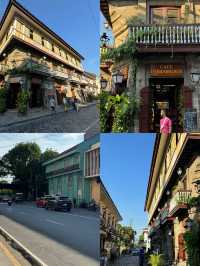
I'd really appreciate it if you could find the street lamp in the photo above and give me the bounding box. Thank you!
[192,178,200,194]
[112,71,124,85]
[100,32,110,48]
[100,77,108,89]
[19,80,24,89]
[177,167,183,176]
[190,73,200,84]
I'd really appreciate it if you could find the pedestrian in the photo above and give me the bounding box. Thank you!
[160,109,172,134]
[50,96,56,112]
[63,97,68,112]
[73,96,79,112]
[110,246,117,264]
[100,249,108,266]
[139,247,144,266]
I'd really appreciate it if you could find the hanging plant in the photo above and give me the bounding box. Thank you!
[0,86,7,113]
[17,90,30,115]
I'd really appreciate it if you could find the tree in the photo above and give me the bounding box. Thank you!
[1,143,41,199]
[36,149,59,197]
[116,224,136,250]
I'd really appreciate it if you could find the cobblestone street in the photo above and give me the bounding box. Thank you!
[0,104,99,135]
[108,255,139,266]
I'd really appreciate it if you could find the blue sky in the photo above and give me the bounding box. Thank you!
[101,134,155,237]
[0,0,99,74]
[0,133,84,157]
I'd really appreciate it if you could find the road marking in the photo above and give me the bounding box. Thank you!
[19,211,27,215]
[83,119,99,133]
[46,219,64,226]
[0,241,22,266]
[66,213,99,221]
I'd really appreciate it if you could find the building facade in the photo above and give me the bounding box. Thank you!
[43,135,100,206]
[0,0,97,111]
[100,182,122,256]
[101,0,200,132]
[145,133,200,265]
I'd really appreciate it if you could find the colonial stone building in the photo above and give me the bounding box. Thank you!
[100,182,122,257]
[101,0,200,132]
[145,133,200,265]
[43,135,100,206]
[0,0,97,111]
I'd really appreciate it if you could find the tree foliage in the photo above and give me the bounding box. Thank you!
[0,143,59,199]
[115,224,136,249]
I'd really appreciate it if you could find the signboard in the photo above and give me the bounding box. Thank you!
[150,64,183,77]
[184,109,197,132]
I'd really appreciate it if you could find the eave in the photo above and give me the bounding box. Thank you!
[100,0,112,28]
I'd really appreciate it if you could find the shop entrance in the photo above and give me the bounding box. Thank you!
[7,83,21,109]
[30,83,43,108]
[150,77,184,132]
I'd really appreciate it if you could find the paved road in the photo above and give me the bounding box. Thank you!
[0,104,99,135]
[0,203,99,266]
[108,255,139,266]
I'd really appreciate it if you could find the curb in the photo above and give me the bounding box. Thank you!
[0,102,97,129]
[0,226,48,266]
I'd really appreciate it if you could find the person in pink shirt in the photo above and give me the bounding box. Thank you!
[160,109,172,134]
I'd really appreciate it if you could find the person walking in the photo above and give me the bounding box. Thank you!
[139,247,144,266]
[160,109,172,134]
[63,97,68,112]
[50,96,56,112]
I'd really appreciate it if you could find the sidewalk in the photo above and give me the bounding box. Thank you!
[0,101,97,128]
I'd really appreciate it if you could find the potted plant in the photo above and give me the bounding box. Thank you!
[0,86,7,113]
[148,254,165,266]
[17,90,30,115]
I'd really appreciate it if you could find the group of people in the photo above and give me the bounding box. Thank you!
[100,246,145,266]
[49,95,79,112]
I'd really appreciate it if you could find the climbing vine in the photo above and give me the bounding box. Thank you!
[100,36,139,132]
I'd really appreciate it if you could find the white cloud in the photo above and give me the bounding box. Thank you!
[0,133,84,157]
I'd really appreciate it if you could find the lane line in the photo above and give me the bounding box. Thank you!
[45,219,64,226]
[0,241,22,266]
[66,213,99,221]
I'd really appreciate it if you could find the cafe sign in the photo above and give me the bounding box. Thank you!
[150,64,183,77]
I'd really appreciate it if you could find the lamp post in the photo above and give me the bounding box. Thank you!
[100,77,108,90]
[112,71,124,95]
[192,178,200,194]
[100,32,110,48]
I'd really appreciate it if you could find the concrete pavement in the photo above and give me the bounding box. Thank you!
[0,203,99,266]
[108,255,139,266]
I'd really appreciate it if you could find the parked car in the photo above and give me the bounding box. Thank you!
[46,195,72,212]
[131,248,140,256]
[14,193,24,202]
[36,195,52,208]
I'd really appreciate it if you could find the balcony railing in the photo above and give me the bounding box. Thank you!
[129,24,200,45]
[169,189,192,216]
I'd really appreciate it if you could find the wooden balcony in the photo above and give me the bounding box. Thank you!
[129,24,200,52]
[169,189,192,217]
[0,25,83,72]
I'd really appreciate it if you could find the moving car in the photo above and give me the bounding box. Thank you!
[46,195,72,212]
[36,195,52,208]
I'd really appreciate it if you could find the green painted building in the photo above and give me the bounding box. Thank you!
[43,135,100,205]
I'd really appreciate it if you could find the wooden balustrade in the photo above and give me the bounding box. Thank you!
[129,24,200,45]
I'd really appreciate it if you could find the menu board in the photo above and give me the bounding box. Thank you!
[184,109,197,132]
